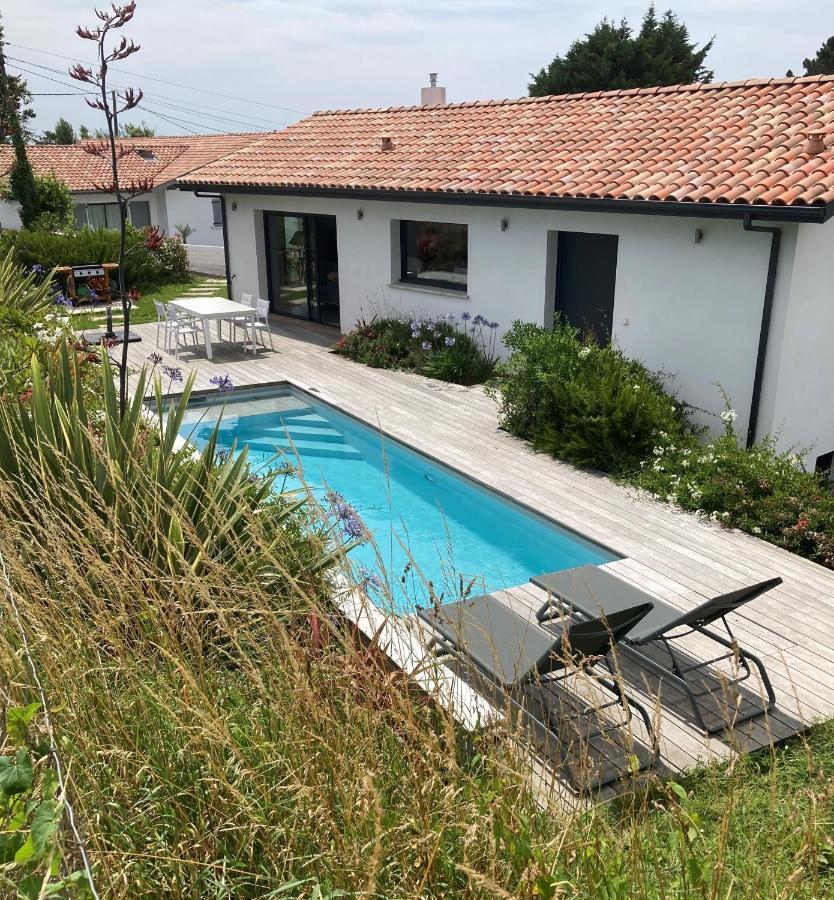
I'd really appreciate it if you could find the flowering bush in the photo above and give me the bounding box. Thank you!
[335,312,499,385]
[491,319,694,474]
[630,412,834,568]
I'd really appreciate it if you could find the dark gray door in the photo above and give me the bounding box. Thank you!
[555,232,618,342]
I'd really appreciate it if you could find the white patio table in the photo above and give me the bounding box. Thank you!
[168,296,256,361]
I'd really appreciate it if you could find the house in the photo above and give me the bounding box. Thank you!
[0,133,257,272]
[164,77,834,468]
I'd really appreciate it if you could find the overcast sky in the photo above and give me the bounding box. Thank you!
[4,1,833,137]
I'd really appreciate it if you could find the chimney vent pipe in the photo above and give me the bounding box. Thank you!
[421,73,446,106]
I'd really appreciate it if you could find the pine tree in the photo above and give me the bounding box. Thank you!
[40,117,77,144]
[803,36,834,76]
[529,4,714,96]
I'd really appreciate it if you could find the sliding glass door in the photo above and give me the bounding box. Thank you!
[264,212,339,325]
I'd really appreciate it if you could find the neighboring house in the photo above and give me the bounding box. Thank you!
[0,134,257,271]
[177,75,834,469]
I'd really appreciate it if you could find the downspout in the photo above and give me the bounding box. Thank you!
[742,214,782,449]
[192,190,232,302]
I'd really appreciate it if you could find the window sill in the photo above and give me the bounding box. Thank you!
[388,281,469,300]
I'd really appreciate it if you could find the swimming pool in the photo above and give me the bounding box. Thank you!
[177,385,618,611]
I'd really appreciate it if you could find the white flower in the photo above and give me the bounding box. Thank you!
[653,447,664,456]
[579,347,591,358]
[633,384,640,390]
[722,511,730,519]
[721,408,737,425]
[682,460,689,468]
[753,526,762,534]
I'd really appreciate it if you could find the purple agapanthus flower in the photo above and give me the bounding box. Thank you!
[148,352,163,365]
[30,263,44,275]
[444,336,456,347]
[445,313,456,322]
[53,292,72,309]
[358,565,383,594]
[89,289,99,303]
[325,490,365,540]
[162,365,183,383]
[488,321,499,329]
[410,320,422,330]
[460,311,471,321]
[209,374,234,393]
[472,314,486,326]
[421,340,431,351]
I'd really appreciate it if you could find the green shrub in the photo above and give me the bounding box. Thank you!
[0,225,186,289]
[154,234,190,282]
[335,312,498,385]
[31,172,74,231]
[492,319,693,474]
[630,412,834,569]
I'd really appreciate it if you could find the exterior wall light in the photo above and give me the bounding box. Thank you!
[694,227,704,243]
[500,217,509,232]
[357,209,364,220]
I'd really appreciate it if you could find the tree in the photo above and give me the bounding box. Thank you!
[40,117,76,145]
[528,4,714,96]
[803,36,834,75]
[121,120,154,137]
[0,20,39,225]
[70,1,149,419]
[0,16,34,142]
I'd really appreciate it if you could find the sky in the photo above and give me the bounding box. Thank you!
[3,1,833,138]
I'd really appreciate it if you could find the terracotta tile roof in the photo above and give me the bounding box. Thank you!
[0,133,259,192]
[179,76,834,211]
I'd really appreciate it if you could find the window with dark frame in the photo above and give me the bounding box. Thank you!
[399,220,467,291]
[128,200,151,228]
[211,198,223,227]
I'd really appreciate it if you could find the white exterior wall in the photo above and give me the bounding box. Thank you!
[759,218,834,467]
[0,199,22,230]
[165,189,223,245]
[223,192,780,438]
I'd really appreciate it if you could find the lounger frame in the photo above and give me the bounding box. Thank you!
[536,580,779,734]
[419,604,658,788]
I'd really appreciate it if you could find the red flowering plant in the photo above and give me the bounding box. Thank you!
[70,1,149,419]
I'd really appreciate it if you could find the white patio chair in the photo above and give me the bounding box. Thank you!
[165,306,200,358]
[249,298,275,351]
[153,299,170,348]
[230,292,256,342]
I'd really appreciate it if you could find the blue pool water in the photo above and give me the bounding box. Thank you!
[178,386,617,611]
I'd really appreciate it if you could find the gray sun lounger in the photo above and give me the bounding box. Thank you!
[417,594,657,786]
[531,565,782,734]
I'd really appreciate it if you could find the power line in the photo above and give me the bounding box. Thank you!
[7,41,306,115]
[8,54,287,128]
[8,63,240,136]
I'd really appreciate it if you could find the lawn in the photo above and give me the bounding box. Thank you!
[69,275,228,330]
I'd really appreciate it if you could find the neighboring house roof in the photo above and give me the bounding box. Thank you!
[0,133,259,193]
[179,76,834,218]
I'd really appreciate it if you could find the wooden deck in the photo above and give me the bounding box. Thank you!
[125,315,834,795]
